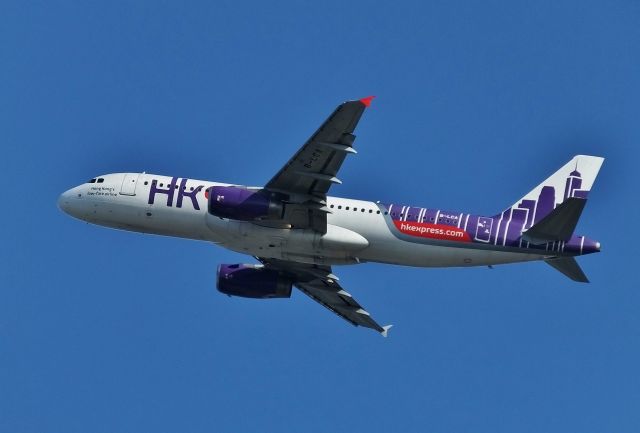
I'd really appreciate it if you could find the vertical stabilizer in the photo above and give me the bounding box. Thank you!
[504,155,604,230]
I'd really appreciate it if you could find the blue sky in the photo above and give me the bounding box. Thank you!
[2,1,639,432]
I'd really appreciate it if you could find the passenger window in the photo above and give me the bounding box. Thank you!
[144,181,148,185]
[376,210,380,214]
[330,204,334,208]
[338,205,342,209]
[346,207,350,210]
[369,210,372,213]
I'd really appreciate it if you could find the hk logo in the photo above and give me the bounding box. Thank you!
[148,177,204,210]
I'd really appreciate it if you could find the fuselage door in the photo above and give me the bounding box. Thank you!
[120,173,140,196]
[475,216,493,242]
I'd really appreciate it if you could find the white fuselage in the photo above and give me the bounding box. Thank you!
[58,173,548,268]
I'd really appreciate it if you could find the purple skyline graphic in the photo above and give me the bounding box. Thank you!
[383,166,598,255]
[509,166,589,238]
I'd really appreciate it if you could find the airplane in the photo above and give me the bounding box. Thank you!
[58,97,604,336]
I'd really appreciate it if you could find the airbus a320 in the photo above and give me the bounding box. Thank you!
[58,97,604,335]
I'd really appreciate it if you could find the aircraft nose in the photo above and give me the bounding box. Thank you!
[57,189,72,214]
[57,187,83,218]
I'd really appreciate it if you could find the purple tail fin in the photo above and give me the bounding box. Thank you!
[503,155,604,231]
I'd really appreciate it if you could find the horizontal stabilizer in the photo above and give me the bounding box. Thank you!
[522,198,586,244]
[544,257,589,283]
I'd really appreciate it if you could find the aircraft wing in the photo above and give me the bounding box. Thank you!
[263,97,373,233]
[259,258,391,336]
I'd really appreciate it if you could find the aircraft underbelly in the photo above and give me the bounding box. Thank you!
[361,242,543,267]
[203,212,545,268]
[205,216,368,265]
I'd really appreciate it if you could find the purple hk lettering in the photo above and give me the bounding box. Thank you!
[176,178,203,210]
[148,177,177,206]
[148,177,204,210]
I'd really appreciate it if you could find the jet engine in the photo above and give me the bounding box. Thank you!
[216,264,292,299]
[208,186,284,221]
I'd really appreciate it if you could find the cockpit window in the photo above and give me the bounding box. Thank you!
[97,178,104,183]
[88,178,96,183]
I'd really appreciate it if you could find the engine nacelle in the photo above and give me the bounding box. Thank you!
[208,186,284,221]
[216,264,292,299]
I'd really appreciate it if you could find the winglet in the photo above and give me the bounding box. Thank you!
[359,96,375,107]
[380,324,393,338]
